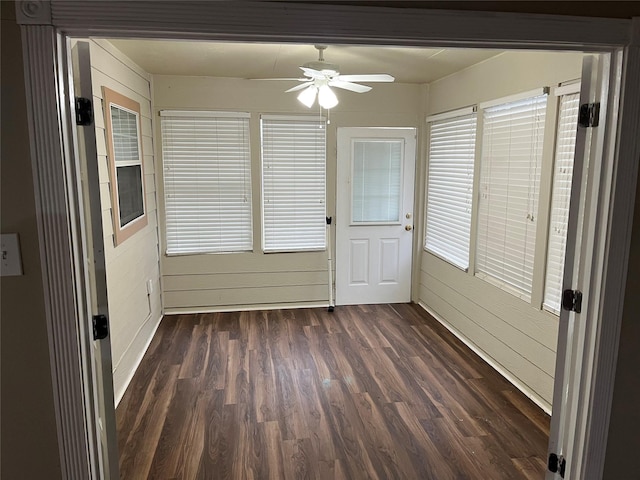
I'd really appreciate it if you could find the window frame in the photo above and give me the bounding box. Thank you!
[350,137,405,226]
[474,88,550,300]
[260,114,327,253]
[102,87,148,246]
[543,84,581,314]
[160,110,253,255]
[424,106,478,271]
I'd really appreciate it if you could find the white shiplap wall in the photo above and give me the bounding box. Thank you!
[153,76,423,312]
[89,39,162,403]
[419,51,584,410]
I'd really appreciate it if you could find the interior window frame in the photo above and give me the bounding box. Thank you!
[102,86,148,246]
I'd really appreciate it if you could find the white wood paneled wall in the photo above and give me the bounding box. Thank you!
[89,39,162,403]
[419,51,584,410]
[153,75,423,312]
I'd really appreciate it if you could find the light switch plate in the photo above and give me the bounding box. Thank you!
[1,233,24,277]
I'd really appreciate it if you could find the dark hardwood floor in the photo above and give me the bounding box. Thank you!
[116,303,550,479]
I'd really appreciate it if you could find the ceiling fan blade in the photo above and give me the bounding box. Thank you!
[328,80,372,93]
[251,77,309,81]
[285,82,313,93]
[335,74,395,83]
[300,66,326,78]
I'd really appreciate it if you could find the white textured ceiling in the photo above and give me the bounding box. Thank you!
[107,39,503,84]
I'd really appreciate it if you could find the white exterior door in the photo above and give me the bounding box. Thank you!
[336,128,416,305]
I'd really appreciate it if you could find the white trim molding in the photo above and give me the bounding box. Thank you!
[16,0,52,25]
[20,25,90,479]
[426,105,476,123]
[583,18,640,478]
[46,1,630,48]
[478,86,550,109]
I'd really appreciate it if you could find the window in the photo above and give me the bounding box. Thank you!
[161,111,252,254]
[544,91,580,313]
[261,115,326,252]
[476,90,548,298]
[351,139,403,224]
[425,108,477,270]
[103,87,147,245]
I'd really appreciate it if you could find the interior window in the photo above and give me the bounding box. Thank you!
[103,87,147,245]
[424,109,477,270]
[544,90,581,313]
[475,91,548,298]
[261,115,326,252]
[161,111,252,254]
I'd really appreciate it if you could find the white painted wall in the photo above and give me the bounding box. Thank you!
[89,40,162,403]
[418,51,584,410]
[152,75,423,312]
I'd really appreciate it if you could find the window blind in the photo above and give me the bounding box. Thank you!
[425,112,477,269]
[161,111,252,254]
[476,93,548,298]
[261,115,326,252]
[110,105,141,166]
[544,92,580,313]
[110,105,144,227]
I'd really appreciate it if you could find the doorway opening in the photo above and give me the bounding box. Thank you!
[68,35,614,480]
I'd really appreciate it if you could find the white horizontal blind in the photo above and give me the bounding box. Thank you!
[161,112,252,254]
[544,93,580,313]
[261,115,326,252]
[110,105,140,166]
[110,105,145,227]
[425,112,477,269]
[476,93,547,298]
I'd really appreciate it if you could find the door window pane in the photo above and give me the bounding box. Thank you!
[351,140,402,223]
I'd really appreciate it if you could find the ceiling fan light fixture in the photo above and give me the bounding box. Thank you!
[318,85,338,109]
[297,85,318,108]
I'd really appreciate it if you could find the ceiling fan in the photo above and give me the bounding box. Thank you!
[283,45,395,109]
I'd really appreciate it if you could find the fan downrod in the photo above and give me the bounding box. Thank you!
[314,45,328,61]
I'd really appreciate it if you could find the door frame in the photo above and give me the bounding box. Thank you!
[335,127,417,305]
[15,2,639,478]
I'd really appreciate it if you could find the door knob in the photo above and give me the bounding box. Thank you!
[405,225,413,231]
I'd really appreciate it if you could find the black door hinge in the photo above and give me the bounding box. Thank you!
[75,97,93,126]
[548,453,566,478]
[578,102,600,128]
[92,314,109,340]
[562,289,583,313]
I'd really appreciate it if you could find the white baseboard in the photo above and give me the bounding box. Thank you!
[418,301,552,415]
[112,313,163,407]
[164,302,329,315]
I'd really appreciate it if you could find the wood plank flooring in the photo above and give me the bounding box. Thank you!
[117,303,550,479]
